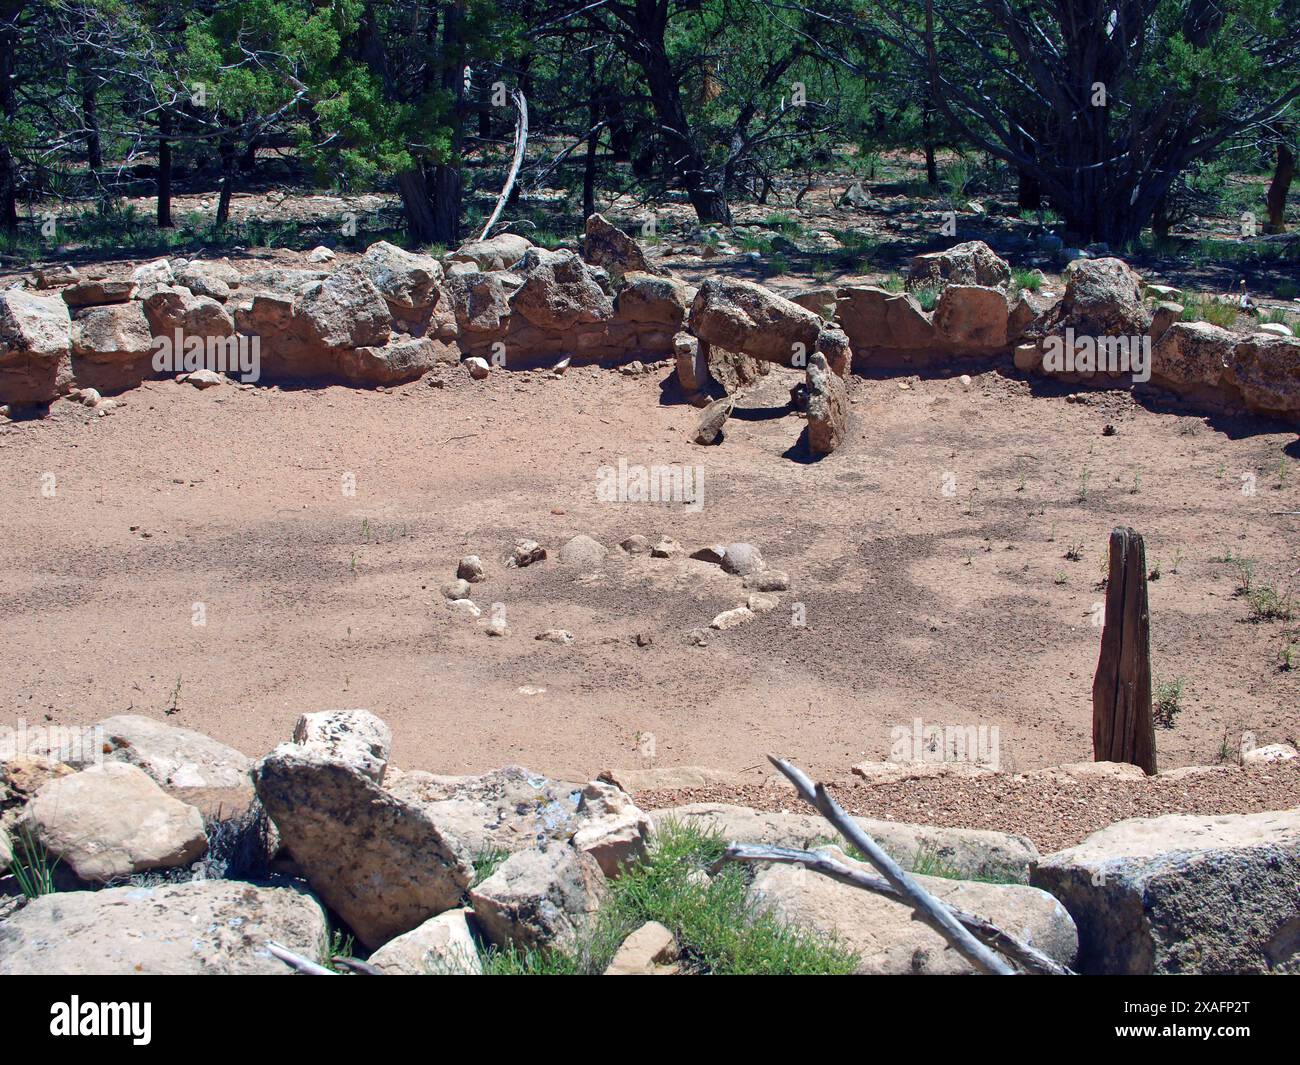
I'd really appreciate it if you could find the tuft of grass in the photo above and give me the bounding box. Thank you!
[912,283,941,312]
[1247,585,1294,622]
[1153,676,1186,729]
[471,848,511,889]
[9,828,59,899]
[480,821,858,975]
[1180,293,1239,328]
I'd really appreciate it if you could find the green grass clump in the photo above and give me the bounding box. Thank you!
[1181,292,1239,327]
[480,821,859,975]
[9,828,58,899]
[911,283,941,312]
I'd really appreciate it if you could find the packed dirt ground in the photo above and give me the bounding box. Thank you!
[3,347,1297,807]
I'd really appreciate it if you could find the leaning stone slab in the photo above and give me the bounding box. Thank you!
[1030,809,1300,974]
[654,803,1038,882]
[368,908,482,975]
[469,843,607,952]
[0,881,327,975]
[253,745,472,949]
[751,847,1076,974]
[96,714,252,789]
[24,762,207,883]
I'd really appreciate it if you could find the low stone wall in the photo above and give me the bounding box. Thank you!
[1,225,1296,433]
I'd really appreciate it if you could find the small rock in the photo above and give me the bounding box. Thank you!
[635,633,653,647]
[507,540,547,568]
[747,592,779,613]
[720,542,764,576]
[464,356,490,380]
[710,606,754,631]
[535,629,574,645]
[693,396,733,445]
[604,920,679,975]
[448,599,481,618]
[1257,322,1294,338]
[442,578,472,600]
[484,616,509,637]
[457,555,486,583]
[469,844,607,952]
[1243,742,1298,764]
[620,534,651,554]
[690,544,727,565]
[743,570,790,592]
[307,246,337,263]
[651,538,684,558]
[558,534,608,568]
[368,908,482,975]
[78,387,102,408]
[958,374,972,390]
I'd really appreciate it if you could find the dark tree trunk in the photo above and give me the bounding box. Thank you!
[157,109,173,227]
[582,50,599,219]
[79,58,102,173]
[430,0,466,246]
[1265,142,1295,234]
[922,104,938,186]
[397,167,438,243]
[215,136,237,228]
[0,12,20,233]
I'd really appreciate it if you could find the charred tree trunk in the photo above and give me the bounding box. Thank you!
[157,109,174,228]
[922,104,938,186]
[1265,142,1295,234]
[1092,527,1157,775]
[215,135,237,228]
[582,51,599,219]
[397,167,438,244]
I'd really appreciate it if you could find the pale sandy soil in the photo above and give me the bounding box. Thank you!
[2,356,1297,801]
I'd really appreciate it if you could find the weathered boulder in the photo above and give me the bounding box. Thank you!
[690,277,824,367]
[443,270,517,336]
[1149,321,1231,398]
[0,289,72,404]
[907,240,1012,292]
[815,325,853,377]
[705,344,763,393]
[0,881,328,975]
[1224,333,1300,420]
[69,301,158,393]
[142,287,236,343]
[720,542,765,576]
[290,708,391,784]
[673,332,708,392]
[1031,808,1300,974]
[131,258,173,286]
[297,265,391,350]
[469,843,607,952]
[24,762,208,883]
[933,284,1009,350]
[571,781,653,877]
[62,279,137,308]
[368,908,482,975]
[583,213,654,281]
[655,803,1038,882]
[1035,257,1150,343]
[786,286,838,321]
[615,272,689,328]
[357,240,444,310]
[96,715,252,790]
[806,351,847,455]
[448,233,533,271]
[1,754,76,837]
[692,395,733,444]
[558,534,609,569]
[752,847,1076,974]
[336,336,449,386]
[385,765,588,858]
[173,259,240,302]
[511,248,614,330]
[836,286,936,354]
[252,745,472,948]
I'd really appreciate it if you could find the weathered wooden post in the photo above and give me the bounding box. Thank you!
[1092,527,1157,774]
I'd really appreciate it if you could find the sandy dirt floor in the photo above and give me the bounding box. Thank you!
[2,356,1297,797]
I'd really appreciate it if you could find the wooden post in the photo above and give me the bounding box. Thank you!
[1092,527,1157,774]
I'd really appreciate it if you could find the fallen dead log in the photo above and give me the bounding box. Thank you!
[720,842,1074,975]
[765,755,1017,975]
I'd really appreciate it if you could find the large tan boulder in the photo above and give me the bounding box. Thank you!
[142,286,235,342]
[0,881,328,975]
[62,278,137,308]
[96,715,252,790]
[933,284,1009,349]
[368,908,482,975]
[1031,809,1300,973]
[689,277,824,366]
[1224,333,1300,421]
[252,744,473,949]
[751,847,1077,974]
[173,259,240,301]
[469,843,607,952]
[510,248,614,331]
[336,335,450,385]
[571,780,653,877]
[297,265,391,350]
[836,286,936,354]
[1035,257,1150,343]
[24,762,208,883]
[907,240,1012,291]
[1149,321,1231,396]
[448,233,533,271]
[69,301,157,394]
[356,240,444,310]
[615,272,689,328]
[443,269,517,335]
[0,289,72,404]
[654,803,1038,882]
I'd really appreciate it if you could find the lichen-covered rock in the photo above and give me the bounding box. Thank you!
[1032,809,1300,974]
[290,708,392,784]
[96,714,252,790]
[357,241,444,310]
[69,302,158,394]
[907,240,1012,292]
[469,843,607,952]
[510,248,615,331]
[615,272,689,327]
[583,213,655,281]
[448,233,533,271]
[297,265,391,350]
[1224,333,1300,421]
[690,277,824,366]
[336,336,450,386]
[1035,257,1150,342]
[0,881,328,975]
